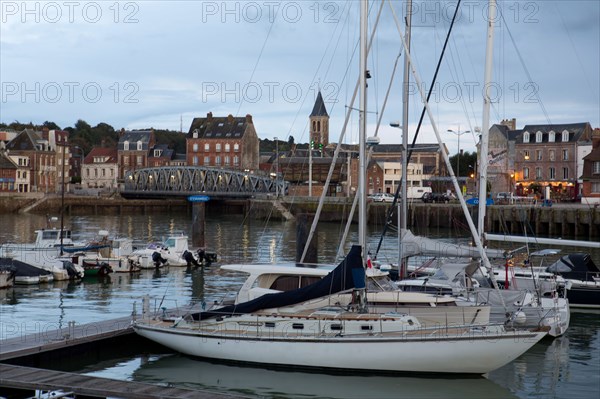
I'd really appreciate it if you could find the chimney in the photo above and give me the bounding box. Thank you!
[227,114,234,124]
[245,114,253,124]
[500,118,516,130]
[207,112,213,122]
[119,128,125,137]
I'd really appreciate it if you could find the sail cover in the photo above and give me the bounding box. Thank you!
[193,245,364,320]
[401,229,506,259]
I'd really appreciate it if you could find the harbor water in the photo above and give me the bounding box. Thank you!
[0,212,599,398]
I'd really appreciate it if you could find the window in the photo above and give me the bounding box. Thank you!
[225,143,230,152]
[137,141,143,151]
[123,141,129,151]
[535,167,541,179]
[215,156,221,166]
[563,167,569,179]
[562,130,569,142]
[536,150,543,161]
[123,157,129,166]
[234,143,239,152]
[216,143,221,152]
[593,161,600,174]
[549,131,555,142]
[136,156,143,166]
[536,131,543,143]
[192,143,198,152]
[524,150,530,160]
[154,149,162,157]
[549,167,555,179]
[86,169,90,177]
[549,150,555,161]
[204,143,210,151]
[592,182,600,193]
[523,131,530,143]
[192,156,198,166]
[234,156,239,166]
[203,156,210,165]
[562,149,568,160]
[224,156,230,166]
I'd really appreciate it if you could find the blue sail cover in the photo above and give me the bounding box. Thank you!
[194,245,364,320]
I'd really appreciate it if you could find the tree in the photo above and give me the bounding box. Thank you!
[42,121,61,130]
[288,135,295,146]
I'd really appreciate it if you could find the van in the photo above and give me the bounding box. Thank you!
[407,187,432,199]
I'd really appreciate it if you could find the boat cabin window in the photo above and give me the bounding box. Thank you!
[163,238,176,248]
[367,275,396,292]
[42,231,59,240]
[270,275,322,291]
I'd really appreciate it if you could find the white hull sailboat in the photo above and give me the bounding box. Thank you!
[135,309,545,374]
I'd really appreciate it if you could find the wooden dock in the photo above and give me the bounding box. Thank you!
[0,314,245,398]
[0,316,133,361]
[0,363,236,398]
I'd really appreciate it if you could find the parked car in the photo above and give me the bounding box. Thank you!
[368,193,395,203]
[421,192,449,203]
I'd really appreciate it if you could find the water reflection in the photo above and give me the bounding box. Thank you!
[127,354,517,399]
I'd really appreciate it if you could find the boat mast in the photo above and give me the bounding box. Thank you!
[358,0,368,256]
[478,0,496,242]
[399,0,412,279]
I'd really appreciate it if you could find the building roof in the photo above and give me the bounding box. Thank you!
[310,91,329,117]
[118,130,153,149]
[84,147,118,164]
[6,129,48,152]
[149,144,174,159]
[516,122,591,144]
[0,153,18,169]
[187,113,253,139]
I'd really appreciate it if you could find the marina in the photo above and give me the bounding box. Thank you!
[1,213,599,398]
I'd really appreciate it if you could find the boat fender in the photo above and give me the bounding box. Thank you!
[513,311,527,325]
[99,262,113,276]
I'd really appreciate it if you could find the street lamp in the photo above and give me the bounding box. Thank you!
[447,127,470,177]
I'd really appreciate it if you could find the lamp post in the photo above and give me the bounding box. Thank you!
[447,127,470,178]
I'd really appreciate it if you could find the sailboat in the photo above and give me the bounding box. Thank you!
[133,0,547,374]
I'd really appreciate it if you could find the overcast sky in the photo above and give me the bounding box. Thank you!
[1,1,598,154]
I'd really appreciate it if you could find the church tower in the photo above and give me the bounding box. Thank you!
[309,91,329,150]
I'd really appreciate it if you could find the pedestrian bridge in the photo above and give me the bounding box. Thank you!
[121,166,287,199]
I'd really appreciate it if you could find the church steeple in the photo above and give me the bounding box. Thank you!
[309,91,329,148]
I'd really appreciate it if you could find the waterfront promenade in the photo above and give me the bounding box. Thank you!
[1,193,598,240]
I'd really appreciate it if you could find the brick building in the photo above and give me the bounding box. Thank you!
[186,113,259,171]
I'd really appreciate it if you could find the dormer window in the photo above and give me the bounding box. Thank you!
[536,131,543,143]
[137,140,143,151]
[548,131,555,142]
[523,131,530,143]
[193,129,199,138]
[123,140,129,151]
[562,130,569,142]
[154,150,162,157]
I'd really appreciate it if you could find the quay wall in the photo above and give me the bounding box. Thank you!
[1,194,598,240]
